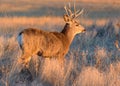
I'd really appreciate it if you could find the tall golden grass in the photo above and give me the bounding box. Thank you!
[0,16,120,86]
[0,17,109,34]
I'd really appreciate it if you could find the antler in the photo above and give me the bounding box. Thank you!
[75,9,84,18]
[64,3,74,19]
[64,3,83,19]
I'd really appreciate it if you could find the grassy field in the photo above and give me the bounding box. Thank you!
[0,0,120,86]
[0,0,120,18]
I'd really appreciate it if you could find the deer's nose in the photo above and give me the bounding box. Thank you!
[82,29,86,32]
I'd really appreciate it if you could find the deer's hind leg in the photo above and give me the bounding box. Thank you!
[18,53,32,68]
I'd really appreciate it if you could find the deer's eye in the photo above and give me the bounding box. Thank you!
[76,24,79,26]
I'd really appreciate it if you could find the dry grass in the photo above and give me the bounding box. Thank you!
[0,1,120,86]
[0,17,109,34]
[73,67,105,86]
[0,17,63,33]
[0,16,120,86]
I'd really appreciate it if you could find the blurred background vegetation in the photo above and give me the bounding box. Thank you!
[0,0,120,19]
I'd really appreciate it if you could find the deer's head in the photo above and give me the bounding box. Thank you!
[63,4,85,34]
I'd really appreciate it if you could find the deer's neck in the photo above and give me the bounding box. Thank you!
[61,24,76,44]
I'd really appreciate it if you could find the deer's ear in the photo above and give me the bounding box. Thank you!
[63,15,71,22]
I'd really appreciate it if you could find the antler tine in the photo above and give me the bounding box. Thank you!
[68,3,74,18]
[68,3,71,10]
[68,9,74,17]
[75,9,84,18]
[64,6,69,15]
[64,4,73,18]
[74,2,76,18]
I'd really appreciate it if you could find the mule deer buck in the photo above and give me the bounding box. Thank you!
[17,4,86,68]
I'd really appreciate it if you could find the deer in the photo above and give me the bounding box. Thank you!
[17,4,86,68]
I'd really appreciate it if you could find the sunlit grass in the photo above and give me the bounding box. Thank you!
[0,16,120,86]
